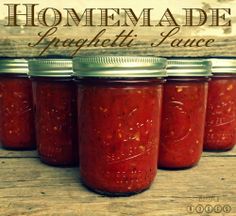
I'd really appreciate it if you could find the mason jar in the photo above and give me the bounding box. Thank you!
[28,59,78,166]
[159,59,211,169]
[204,58,236,151]
[74,56,166,196]
[0,59,35,150]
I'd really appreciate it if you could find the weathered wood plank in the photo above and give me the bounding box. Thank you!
[0,150,235,216]
[0,147,38,158]
[1,36,236,57]
[0,146,235,158]
[202,148,236,157]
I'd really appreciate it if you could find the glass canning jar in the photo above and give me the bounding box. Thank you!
[0,59,35,150]
[159,59,211,169]
[73,55,166,196]
[204,58,236,151]
[28,59,78,166]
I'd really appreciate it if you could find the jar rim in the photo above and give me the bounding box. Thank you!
[210,58,236,74]
[73,55,167,78]
[0,58,28,74]
[166,59,212,77]
[28,58,73,77]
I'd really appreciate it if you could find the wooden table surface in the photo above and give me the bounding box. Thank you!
[0,147,235,216]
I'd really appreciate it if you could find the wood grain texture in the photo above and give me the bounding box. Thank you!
[0,147,235,216]
[0,147,38,158]
[0,36,236,58]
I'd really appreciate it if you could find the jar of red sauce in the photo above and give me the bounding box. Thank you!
[0,59,35,150]
[204,58,236,151]
[159,59,211,169]
[73,56,166,196]
[28,59,77,166]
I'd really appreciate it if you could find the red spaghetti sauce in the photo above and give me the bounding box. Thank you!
[0,77,35,149]
[159,80,208,168]
[204,59,236,151]
[78,80,163,194]
[32,80,77,166]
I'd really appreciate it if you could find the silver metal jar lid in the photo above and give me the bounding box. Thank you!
[167,59,212,77]
[28,59,73,77]
[210,58,236,74]
[0,59,28,74]
[73,56,167,78]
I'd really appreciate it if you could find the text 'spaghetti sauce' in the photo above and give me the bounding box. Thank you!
[159,59,211,169]
[74,56,166,196]
[29,59,77,166]
[204,59,236,151]
[0,59,35,150]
